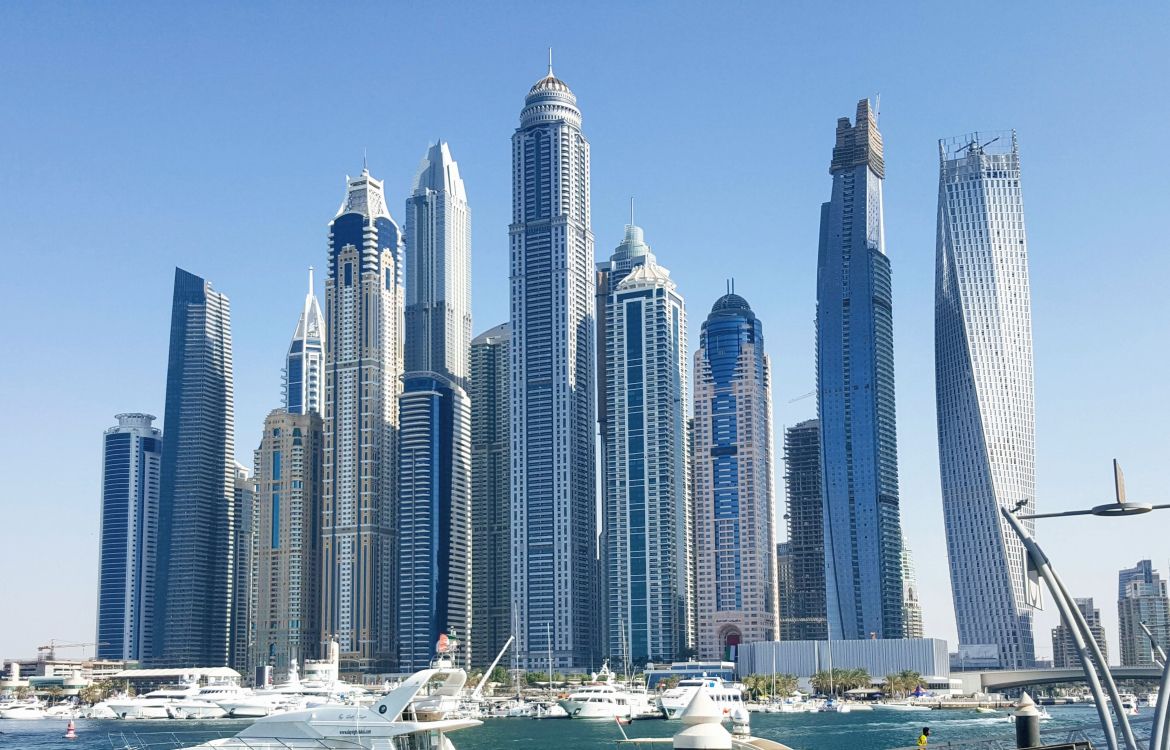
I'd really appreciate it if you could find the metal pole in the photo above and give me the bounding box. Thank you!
[1150,654,1170,750]
[999,508,1122,750]
[1140,621,1168,666]
[1047,565,1138,750]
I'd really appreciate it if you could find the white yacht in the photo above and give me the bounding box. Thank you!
[168,683,252,719]
[106,678,203,719]
[0,699,47,720]
[167,668,481,750]
[216,657,368,718]
[557,662,657,720]
[658,676,745,719]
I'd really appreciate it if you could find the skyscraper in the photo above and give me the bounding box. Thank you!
[396,142,474,670]
[322,168,404,673]
[1118,561,1169,666]
[97,413,162,662]
[509,63,597,670]
[404,141,471,386]
[782,419,827,641]
[816,99,905,641]
[470,323,510,669]
[1051,598,1106,669]
[152,267,236,667]
[254,408,323,674]
[230,462,256,673]
[693,291,778,660]
[285,268,326,416]
[601,228,691,663]
[935,131,1037,669]
[901,536,924,640]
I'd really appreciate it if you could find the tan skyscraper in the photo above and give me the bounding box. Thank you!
[692,291,778,660]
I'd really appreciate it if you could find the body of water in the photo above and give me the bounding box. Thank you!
[0,705,1138,750]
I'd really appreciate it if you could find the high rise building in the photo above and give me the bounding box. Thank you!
[404,141,471,386]
[782,419,827,641]
[396,375,472,670]
[1051,598,1106,669]
[285,268,326,416]
[322,168,404,673]
[470,323,510,669]
[396,142,474,671]
[230,462,256,672]
[777,542,794,638]
[1118,561,1170,666]
[935,131,1037,669]
[97,413,163,661]
[151,267,236,667]
[600,228,691,664]
[509,63,597,670]
[253,408,323,675]
[901,536,924,640]
[693,291,778,660]
[816,99,905,641]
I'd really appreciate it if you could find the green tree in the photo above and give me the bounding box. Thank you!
[524,671,544,687]
[658,676,681,691]
[773,674,798,698]
[489,666,509,684]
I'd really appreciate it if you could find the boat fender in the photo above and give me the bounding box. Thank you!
[379,705,388,714]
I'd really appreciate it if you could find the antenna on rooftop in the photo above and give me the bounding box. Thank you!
[548,47,554,76]
[629,196,635,227]
[874,93,881,123]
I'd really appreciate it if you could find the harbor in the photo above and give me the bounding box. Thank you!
[0,704,1152,750]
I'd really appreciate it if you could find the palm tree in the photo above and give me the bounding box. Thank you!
[774,674,799,698]
[810,670,833,697]
[898,670,924,697]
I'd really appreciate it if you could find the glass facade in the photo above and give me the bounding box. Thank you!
[782,419,827,641]
[693,293,777,660]
[601,233,691,665]
[151,268,236,667]
[97,414,162,661]
[816,99,905,640]
[396,375,471,670]
[936,131,1036,668]
[469,324,511,669]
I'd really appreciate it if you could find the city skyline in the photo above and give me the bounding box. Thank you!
[4,2,1169,664]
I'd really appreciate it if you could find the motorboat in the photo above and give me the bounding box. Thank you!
[216,659,368,718]
[408,654,468,722]
[874,701,932,712]
[532,701,569,719]
[658,676,745,720]
[0,699,47,720]
[106,677,203,719]
[158,668,481,750]
[819,700,851,713]
[168,683,253,719]
[558,661,657,719]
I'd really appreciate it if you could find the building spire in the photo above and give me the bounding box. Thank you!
[548,47,554,76]
[362,147,368,173]
[308,266,315,295]
[629,196,635,227]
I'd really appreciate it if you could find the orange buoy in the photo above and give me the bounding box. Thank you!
[64,719,77,739]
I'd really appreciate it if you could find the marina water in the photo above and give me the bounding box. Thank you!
[0,706,1141,750]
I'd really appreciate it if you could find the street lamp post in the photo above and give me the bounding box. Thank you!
[1000,460,1170,750]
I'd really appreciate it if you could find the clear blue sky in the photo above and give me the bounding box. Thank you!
[2,1,1167,664]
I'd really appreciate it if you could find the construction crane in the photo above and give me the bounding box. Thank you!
[38,640,106,661]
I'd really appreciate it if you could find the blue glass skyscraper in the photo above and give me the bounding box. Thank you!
[816,99,905,640]
[97,413,162,661]
[151,267,236,667]
[397,142,472,670]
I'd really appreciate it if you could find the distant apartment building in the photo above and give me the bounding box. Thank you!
[1051,598,1107,669]
[1118,561,1170,666]
[782,419,826,641]
[97,413,162,662]
[469,324,510,669]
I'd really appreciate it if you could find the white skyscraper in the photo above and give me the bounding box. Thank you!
[935,132,1037,669]
[322,168,404,672]
[404,141,471,385]
[509,62,597,670]
[285,268,326,416]
[601,224,692,664]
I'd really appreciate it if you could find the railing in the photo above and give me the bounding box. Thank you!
[106,730,370,750]
[888,723,1158,750]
